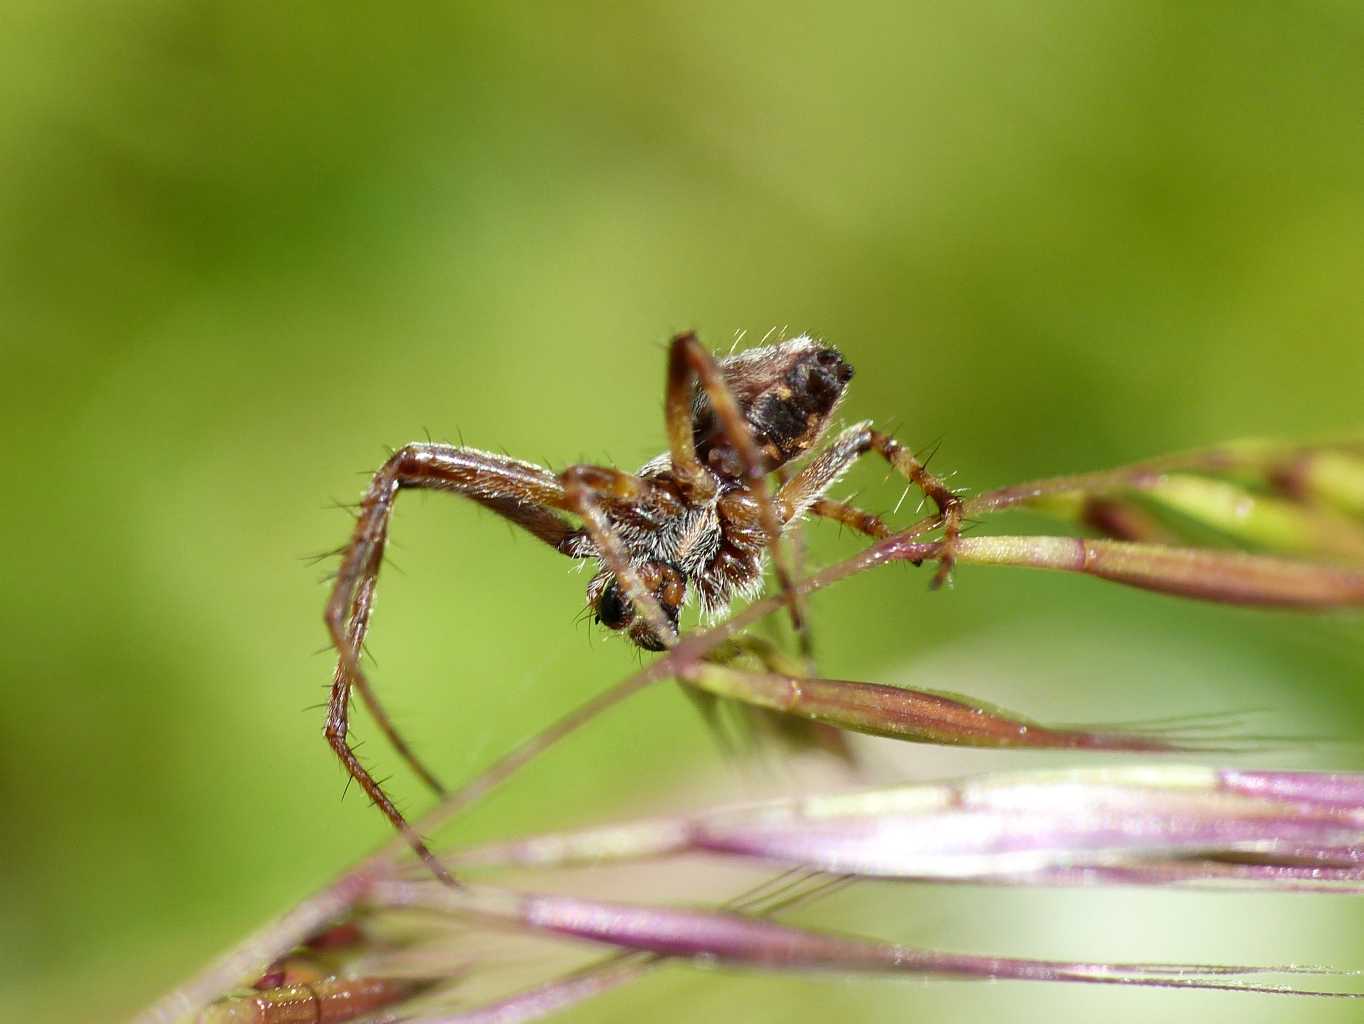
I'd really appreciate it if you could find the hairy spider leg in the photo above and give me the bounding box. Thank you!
[773,462,819,655]
[776,422,963,584]
[774,421,879,526]
[558,464,680,645]
[325,444,587,885]
[807,497,892,539]
[664,331,812,655]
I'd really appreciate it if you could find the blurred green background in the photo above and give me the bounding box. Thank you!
[3,3,1362,1021]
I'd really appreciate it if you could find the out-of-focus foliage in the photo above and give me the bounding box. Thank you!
[1,3,1361,1022]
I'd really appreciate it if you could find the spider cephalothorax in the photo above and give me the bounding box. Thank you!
[322,330,961,881]
[590,559,688,651]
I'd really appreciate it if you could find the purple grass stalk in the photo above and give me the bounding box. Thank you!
[194,976,422,1024]
[405,955,655,1024]
[961,439,1364,516]
[689,803,1360,879]
[979,861,1364,893]
[682,663,1222,751]
[438,767,1364,885]
[367,881,1361,999]
[1219,769,1364,808]
[949,536,1364,607]
[399,870,851,1023]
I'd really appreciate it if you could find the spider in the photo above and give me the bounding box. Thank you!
[324,331,963,883]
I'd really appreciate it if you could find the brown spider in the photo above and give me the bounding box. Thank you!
[324,331,962,883]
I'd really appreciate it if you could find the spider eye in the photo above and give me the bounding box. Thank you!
[594,581,634,631]
[815,347,854,382]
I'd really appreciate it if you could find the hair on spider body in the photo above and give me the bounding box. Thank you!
[693,337,855,476]
[584,336,857,648]
[323,330,963,881]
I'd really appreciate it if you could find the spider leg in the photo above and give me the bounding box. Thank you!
[329,569,442,791]
[775,421,879,524]
[777,422,963,584]
[664,331,811,654]
[869,429,963,587]
[557,464,679,646]
[807,497,891,540]
[325,444,586,884]
[773,463,818,659]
